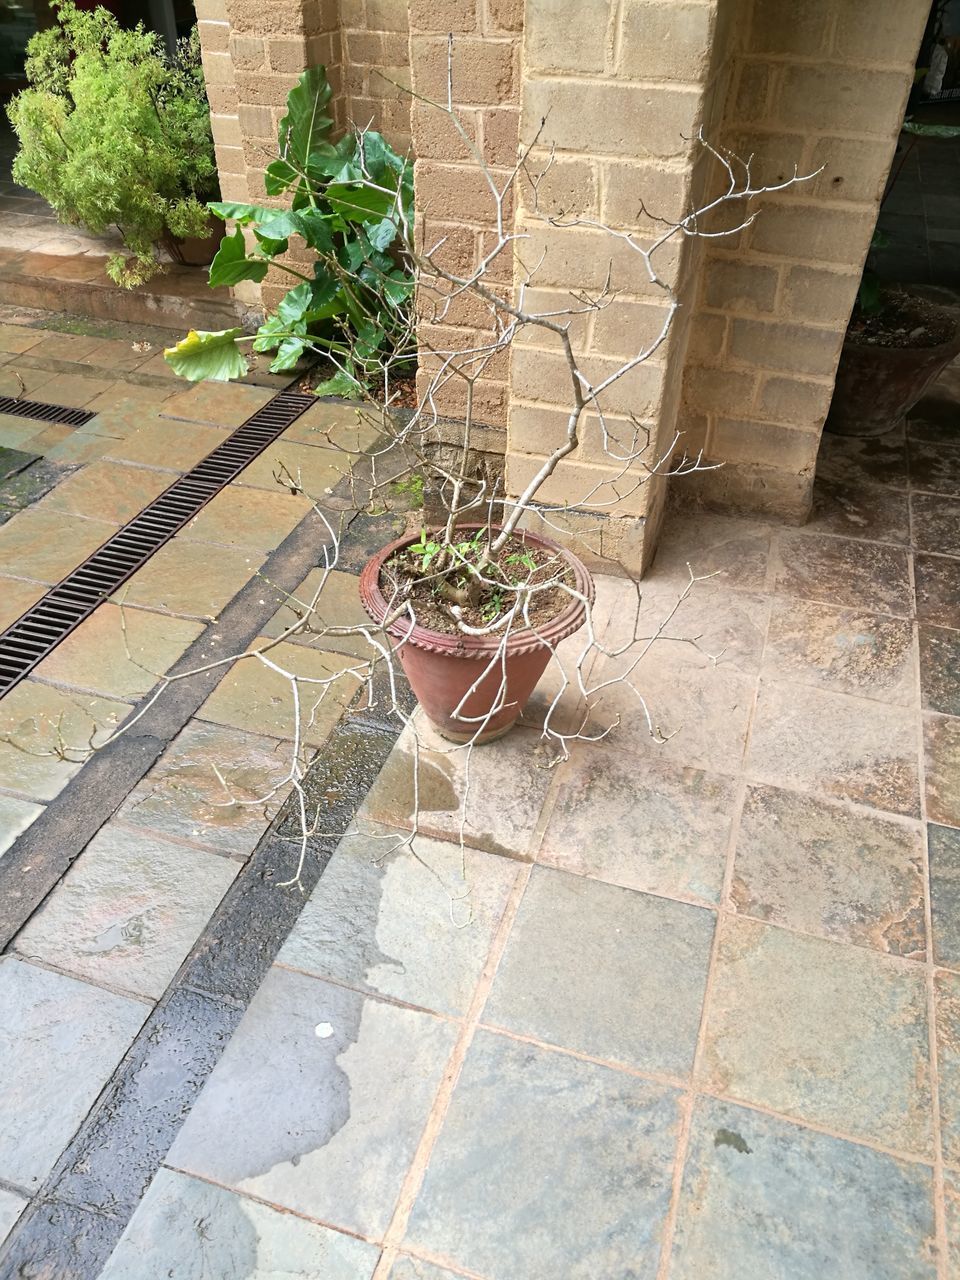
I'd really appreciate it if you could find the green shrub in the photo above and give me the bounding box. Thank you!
[6,0,218,287]
[165,66,415,396]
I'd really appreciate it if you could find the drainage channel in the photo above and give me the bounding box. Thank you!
[0,388,318,697]
[0,394,96,427]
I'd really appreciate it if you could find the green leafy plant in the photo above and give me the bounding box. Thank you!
[6,0,218,287]
[165,66,415,394]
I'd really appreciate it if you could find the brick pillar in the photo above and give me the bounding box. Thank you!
[408,0,523,431]
[503,0,728,571]
[341,0,412,153]
[675,0,932,520]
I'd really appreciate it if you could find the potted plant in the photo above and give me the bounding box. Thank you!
[165,64,813,746]
[6,0,219,287]
[826,123,960,437]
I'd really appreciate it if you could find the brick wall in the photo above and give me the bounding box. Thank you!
[675,0,932,520]
[341,0,412,153]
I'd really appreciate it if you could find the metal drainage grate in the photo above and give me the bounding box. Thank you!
[0,395,96,427]
[0,388,319,697]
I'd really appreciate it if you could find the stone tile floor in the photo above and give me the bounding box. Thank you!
[0,309,958,1277]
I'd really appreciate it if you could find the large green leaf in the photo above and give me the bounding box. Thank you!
[164,328,248,382]
[315,369,363,398]
[276,67,334,177]
[325,181,398,223]
[269,336,308,372]
[208,227,269,288]
[208,201,274,224]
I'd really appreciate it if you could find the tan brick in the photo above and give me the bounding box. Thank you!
[217,174,250,201]
[683,365,756,415]
[522,155,599,220]
[518,221,682,294]
[523,78,702,160]
[204,85,239,114]
[210,113,243,147]
[775,66,910,137]
[422,287,501,331]
[808,136,896,206]
[703,258,779,313]
[409,0,478,33]
[525,0,608,74]
[416,161,514,225]
[214,144,245,175]
[417,219,481,279]
[341,0,365,23]
[600,160,691,232]
[834,0,929,66]
[512,346,666,418]
[673,409,708,459]
[419,322,510,382]
[268,38,310,73]
[197,19,230,53]
[411,102,478,161]
[750,203,875,266]
[757,374,835,429]
[732,61,772,124]
[228,36,266,70]
[505,451,651,517]
[201,49,236,85]
[485,0,523,31]
[618,0,715,83]
[412,36,517,106]
[683,310,727,363]
[367,66,414,97]
[782,265,859,325]
[749,0,833,57]
[344,64,367,97]
[711,417,820,469]
[479,108,519,167]
[510,403,654,466]
[725,130,811,192]
[416,369,508,425]
[367,0,411,31]
[591,297,677,359]
[235,72,302,107]
[195,0,227,19]
[348,31,409,65]
[729,318,842,377]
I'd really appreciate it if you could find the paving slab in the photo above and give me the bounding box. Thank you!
[179,484,314,551]
[37,458,171,524]
[936,969,960,1165]
[0,794,43,857]
[167,966,457,1237]
[763,598,916,705]
[924,713,960,828]
[911,492,960,556]
[816,428,908,490]
[34,602,204,700]
[594,644,755,776]
[103,418,225,471]
[0,1188,27,1248]
[278,825,516,1015]
[919,625,960,716]
[98,1167,380,1280]
[732,785,925,957]
[262,566,375,657]
[235,438,347,497]
[485,866,714,1075]
[361,718,555,858]
[770,531,912,616]
[405,1029,681,1280]
[118,719,292,856]
[0,323,44,353]
[914,554,960,629]
[162,381,273,427]
[0,679,131,801]
[284,399,384,453]
[0,956,146,1190]
[700,917,932,1155]
[929,824,960,970]
[808,475,911,544]
[908,438,960,496]
[947,1171,960,1277]
[114,537,265,620]
[0,507,117,582]
[33,372,116,408]
[0,414,46,448]
[540,746,736,904]
[0,573,45,628]
[389,1257,464,1279]
[15,822,238,999]
[669,1096,936,1280]
[648,511,772,592]
[197,637,360,745]
[747,679,920,818]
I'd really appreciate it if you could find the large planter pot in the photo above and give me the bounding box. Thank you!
[359,526,594,744]
[826,303,960,438]
[162,218,221,267]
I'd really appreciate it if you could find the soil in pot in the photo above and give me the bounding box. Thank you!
[826,289,960,438]
[359,526,593,744]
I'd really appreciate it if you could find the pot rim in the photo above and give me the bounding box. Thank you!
[844,298,960,356]
[358,524,595,659]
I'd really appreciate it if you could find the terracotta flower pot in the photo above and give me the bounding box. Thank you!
[359,526,594,743]
[826,303,960,438]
